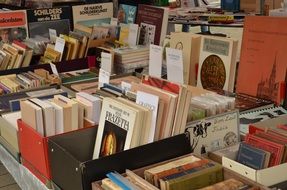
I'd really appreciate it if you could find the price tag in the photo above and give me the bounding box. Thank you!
[166,47,184,84]
[101,52,112,73]
[98,69,110,89]
[49,29,57,43]
[121,81,131,92]
[149,44,163,78]
[50,63,59,76]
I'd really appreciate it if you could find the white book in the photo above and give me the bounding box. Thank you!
[45,100,64,135]
[30,98,56,137]
[76,92,102,125]
[136,91,159,143]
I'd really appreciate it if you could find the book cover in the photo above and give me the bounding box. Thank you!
[186,110,240,155]
[27,6,72,39]
[118,4,137,24]
[72,3,113,28]
[236,16,287,105]
[245,133,285,167]
[199,178,244,190]
[0,10,28,44]
[239,106,287,135]
[236,142,269,170]
[0,0,22,6]
[170,32,201,85]
[197,35,238,92]
[136,4,168,46]
[93,97,137,159]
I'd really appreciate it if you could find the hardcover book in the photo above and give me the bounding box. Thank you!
[197,35,238,92]
[93,97,138,159]
[0,10,28,44]
[245,133,285,167]
[236,16,287,105]
[117,4,137,24]
[27,6,72,39]
[72,3,113,28]
[237,142,270,170]
[136,4,168,46]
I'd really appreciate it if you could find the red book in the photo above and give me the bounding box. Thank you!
[245,133,285,167]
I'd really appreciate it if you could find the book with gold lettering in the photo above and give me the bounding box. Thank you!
[93,97,140,159]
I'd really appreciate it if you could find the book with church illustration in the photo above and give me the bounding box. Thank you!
[239,106,287,135]
[236,16,287,105]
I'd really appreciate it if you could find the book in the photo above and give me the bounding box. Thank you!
[118,4,137,24]
[160,162,223,190]
[144,155,201,184]
[236,16,287,105]
[101,178,122,190]
[237,142,271,170]
[239,106,287,135]
[197,35,238,92]
[0,10,28,44]
[92,97,138,159]
[106,171,139,190]
[20,99,44,136]
[136,4,169,46]
[186,110,240,155]
[245,133,285,167]
[72,3,113,28]
[27,6,71,39]
[199,178,245,190]
[170,32,201,85]
[125,169,159,190]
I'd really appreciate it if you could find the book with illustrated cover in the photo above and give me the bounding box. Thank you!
[239,106,287,135]
[197,35,238,92]
[93,97,138,159]
[236,16,287,105]
[136,4,168,46]
[117,4,137,24]
[27,7,72,39]
[72,3,113,28]
[186,110,240,155]
[0,10,28,44]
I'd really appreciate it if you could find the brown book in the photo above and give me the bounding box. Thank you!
[153,159,210,187]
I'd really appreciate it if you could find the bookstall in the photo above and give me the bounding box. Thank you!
[0,0,287,190]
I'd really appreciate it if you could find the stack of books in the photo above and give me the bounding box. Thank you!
[114,46,149,74]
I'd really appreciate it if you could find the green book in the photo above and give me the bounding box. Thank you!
[162,163,223,190]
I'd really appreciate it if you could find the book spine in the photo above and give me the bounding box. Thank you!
[106,172,131,190]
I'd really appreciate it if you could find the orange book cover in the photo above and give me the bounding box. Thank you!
[236,16,287,105]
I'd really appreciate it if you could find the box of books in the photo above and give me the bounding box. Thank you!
[47,131,191,190]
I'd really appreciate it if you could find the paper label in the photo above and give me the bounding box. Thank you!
[166,47,184,84]
[149,44,163,78]
[50,63,59,76]
[101,52,112,73]
[98,68,110,89]
[49,29,57,43]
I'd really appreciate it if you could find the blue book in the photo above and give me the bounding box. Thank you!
[236,142,269,170]
[221,0,240,12]
[118,4,137,24]
[106,172,137,190]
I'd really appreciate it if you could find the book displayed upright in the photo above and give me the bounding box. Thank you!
[72,3,113,28]
[236,16,287,105]
[27,6,72,39]
[136,4,169,46]
[93,97,138,159]
[0,10,28,43]
[197,35,238,92]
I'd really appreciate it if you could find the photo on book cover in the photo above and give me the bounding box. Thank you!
[0,10,28,44]
[99,120,127,158]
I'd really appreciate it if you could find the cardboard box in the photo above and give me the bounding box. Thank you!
[240,0,283,13]
[48,129,191,190]
[222,148,287,186]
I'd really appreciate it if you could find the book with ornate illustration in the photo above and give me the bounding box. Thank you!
[197,35,238,92]
[236,16,287,105]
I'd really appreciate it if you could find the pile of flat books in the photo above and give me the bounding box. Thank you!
[114,46,149,74]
